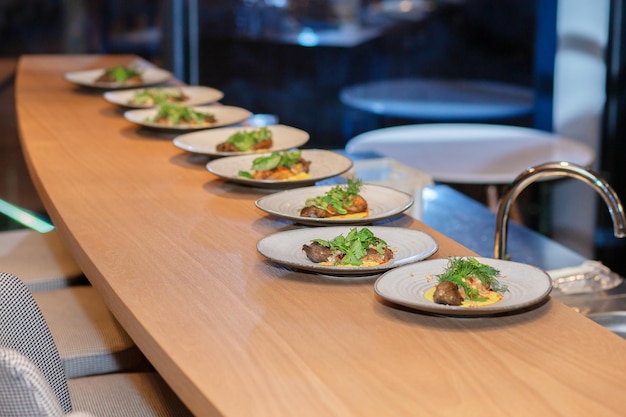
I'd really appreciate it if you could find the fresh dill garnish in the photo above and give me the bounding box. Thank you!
[436,257,508,301]
[303,178,363,215]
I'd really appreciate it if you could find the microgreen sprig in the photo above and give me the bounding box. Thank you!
[436,257,508,301]
[105,66,143,83]
[150,103,213,125]
[225,127,272,151]
[304,178,363,215]
[311,227,388,266]
[238,150,302,177]
[130,88,185,105]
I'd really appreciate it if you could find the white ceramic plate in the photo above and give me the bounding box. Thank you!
[124,105,252,131]
[375,257,552,316]
[257,226,438,276]
[173,124,310,156]
[64,67,172,89]
[206,149,353,188]
[255,184,414,226]
[103,86,224,108]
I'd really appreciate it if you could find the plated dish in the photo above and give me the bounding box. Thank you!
[103,86,224,108]
[64,67,172,89]
[374,257,552,316]
[173,124,310,156]
[255,183,414,225]
[124,105,252,131]
[257,226,438,276]
[206,149,353,188]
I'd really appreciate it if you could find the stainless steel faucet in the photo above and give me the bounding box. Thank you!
[494,161,626,260]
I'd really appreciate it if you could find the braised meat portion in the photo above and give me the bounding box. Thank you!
[343,195,368,214]
[302,228,393,267]
[216,140,271,153]
[216,142,241,152]
[150,104,216,127]
[299,206,330,218]
[300,195,368,218]
[300,179,368,219]
[433,280,463,306]
[216,127,273,153]
[253,158,311,180]
[96,66,143,85]
[361,247,394,265]
[302,241,332,263]
[240,151,311,181]
[97,73,142,84]
[128,89,189,107]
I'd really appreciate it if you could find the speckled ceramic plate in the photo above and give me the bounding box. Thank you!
[174,124,309,156]
[375,257,552,316]
[124,105,252,131]
[255,184,414,225]
[64,67,172,89]
[257,226,438,276]
[104,86,224,108]
[206,149,353,188]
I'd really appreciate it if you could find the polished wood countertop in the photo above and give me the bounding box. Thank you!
[15,55,626,417]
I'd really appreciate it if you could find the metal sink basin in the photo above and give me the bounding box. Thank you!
[553,288,626,340]
[588,312,626,339]
[552,284,626,312]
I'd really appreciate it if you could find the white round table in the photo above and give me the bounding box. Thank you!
[345,123,595,185]
[340,79,535,121]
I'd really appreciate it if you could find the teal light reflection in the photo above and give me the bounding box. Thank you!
[0,199,54,233]
[297,28,319,47]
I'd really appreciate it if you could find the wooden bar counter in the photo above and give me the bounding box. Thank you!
[15,55,626,417]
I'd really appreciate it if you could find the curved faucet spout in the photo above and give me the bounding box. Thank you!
[494,162,626,260]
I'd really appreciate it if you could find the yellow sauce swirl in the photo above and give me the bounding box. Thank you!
[424,287,503,308]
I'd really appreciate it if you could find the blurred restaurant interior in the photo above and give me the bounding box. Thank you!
[0,0,625,278]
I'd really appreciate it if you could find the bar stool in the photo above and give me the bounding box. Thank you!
[0,228,84,292]
[0,227,145,379]
[0,271,193,416]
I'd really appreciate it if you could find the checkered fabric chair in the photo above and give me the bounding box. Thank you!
[32,285,146,379]
[0,271,193,417]
[0,229,84,292]
[0,229,145,378]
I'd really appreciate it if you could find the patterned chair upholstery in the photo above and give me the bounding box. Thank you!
[0,347,90,416]
[33,286,146,379]
[0,229,145,378]
[0,271,193,417]
[0,229,84,292]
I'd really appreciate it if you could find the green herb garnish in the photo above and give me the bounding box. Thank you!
[436,257,508,301]
[238,150,302,177]
[148,103,214,125]
[311,227,388,266]
[304,178,363,215]
[104,66,143,83]
[225,127,272,151]
[130,88,185,106]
